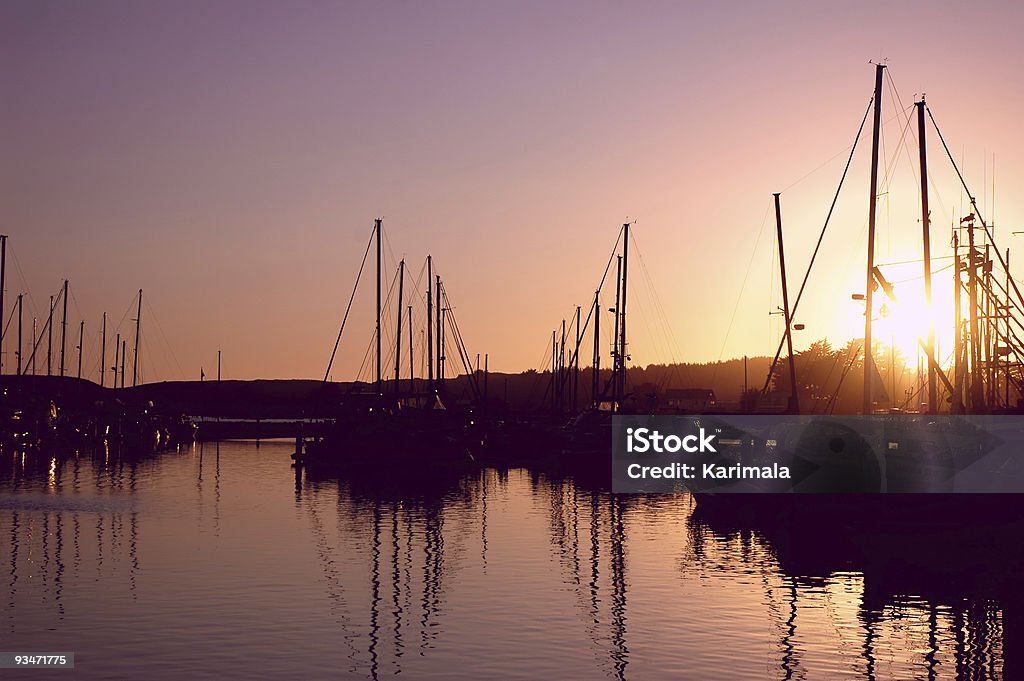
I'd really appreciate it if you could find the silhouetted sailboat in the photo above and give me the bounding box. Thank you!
[295,219,478,478]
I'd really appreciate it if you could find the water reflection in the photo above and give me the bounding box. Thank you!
[3,443,151,635]
[689,499,1020,680]
[1,441,1020,680]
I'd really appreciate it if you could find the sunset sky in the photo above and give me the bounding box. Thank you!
[4,1,1024,382]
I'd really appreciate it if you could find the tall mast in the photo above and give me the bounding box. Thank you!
[619,223,629,409]
[551,330,557,410]
[113,332,120,388]
[408,304,414,394]
[0,235,5,375]
[439,305,446,385]
[435,275,442,386]
[394,259,405,392]
[60,279,68,376]
[120,338,126,388]
[953,233,963,412]
[774,193,800,415]
[484,353,489,400]
[592,290,600,406]
[16,293,22,375]
[47,295,53,376]
[375,219,382,394]
[560,318,566,411]
[1006,249,1012,408]
[77,320,84,379]
[573,305,581,412]
[426,255,433,390]
[133,289,142,386]
[863,63,885,415]
[31,318,37,375]
[967,220,984,411]
[612,255,622,410]
[916,98,937,413]
[100,312,106,387]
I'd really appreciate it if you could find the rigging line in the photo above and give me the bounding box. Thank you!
[779,103,912,194]
[378,261,404,354]
[323,228,375,383]
[884,69,922,192]
[8,246,41,321]
[877,100,916,198]
[877,255,955,267]
[108,291,138,339]
[714,200,772,366]
[143,297,186,381]
[631,232,684,363]
[759,95,874,398]
[19,284,65,373]
[927,105,1024,315]
[441,289,480,397]
[357,264,402,384]
[886,262,955,285]
[559,224,627,377]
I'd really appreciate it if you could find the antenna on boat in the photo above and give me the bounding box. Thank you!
[863,62,885,415]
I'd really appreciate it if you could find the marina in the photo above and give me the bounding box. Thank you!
[5,1,1024,678]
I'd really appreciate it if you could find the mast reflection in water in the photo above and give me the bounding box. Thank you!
[2,440,1019,679]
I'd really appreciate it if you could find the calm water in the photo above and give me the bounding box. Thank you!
[1,441,1014,680]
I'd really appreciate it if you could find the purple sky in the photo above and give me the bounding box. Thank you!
[3,1,1024,382]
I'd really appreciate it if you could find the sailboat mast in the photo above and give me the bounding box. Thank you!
[953,233,963,412]
[0,235,5,375]
[967,221,984,411]
[774,193,800,415]
[916,98,937,413]
[16,294,22,375]
[77,320,84,379]
[408,304,414,394]
[60,279,68,376]
[436,276,442,386]
[427,255,433,390]
[612,255,622,410]
[573,305,581,412]
[100,312,106,387]
[619,223,629,408]
[113,333,120,388]
[133,289,142,386]
[375,218,382,394]
[47,295,53,376]
[560,318,566,411]
[1006,249,1012,408]
[592,290,600,406]
[394,259,405,392]
[863,63,885,415]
